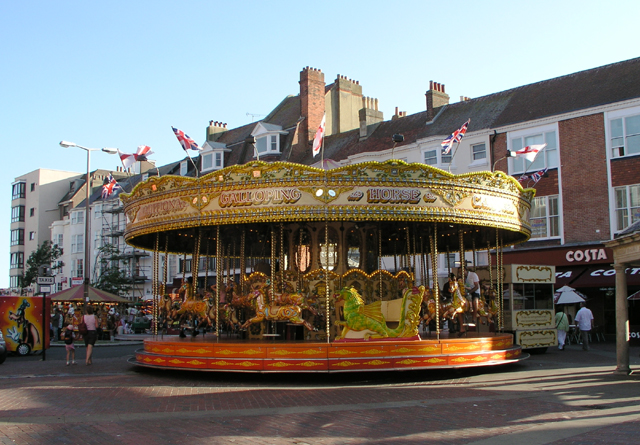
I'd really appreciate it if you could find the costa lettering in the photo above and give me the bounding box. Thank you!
[219,188,302,208]
[366,188,421,204]
[565,249,607,263]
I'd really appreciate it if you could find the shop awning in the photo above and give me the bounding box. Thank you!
[568,266,640,288]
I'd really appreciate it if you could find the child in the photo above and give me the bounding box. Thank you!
[63,325,76,366]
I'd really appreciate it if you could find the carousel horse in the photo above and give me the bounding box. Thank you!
[334,286,425,340]
[240,287,314,331]
[480,284,498,325]
[270,290,319,316]
[422,276,469,333]
[175,290,208,323]
[177,279,193,302]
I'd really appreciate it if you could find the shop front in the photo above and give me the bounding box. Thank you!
[500,244,640,338]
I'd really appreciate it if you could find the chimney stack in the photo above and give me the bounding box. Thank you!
[359,96,383,140]
[425,80,450,121]
[300,67,326,144]
[207,120,228,142]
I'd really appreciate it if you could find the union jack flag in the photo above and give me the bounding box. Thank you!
[441,119,470,155]
[101,174,121,200]
[172,127,200,151]
[531,168,548,184]
[517,174,529,184]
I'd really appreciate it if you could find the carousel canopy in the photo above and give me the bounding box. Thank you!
[120,160,535,256]
[49,285,129,302]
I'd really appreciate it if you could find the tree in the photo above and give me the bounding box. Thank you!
[22,241,63,290]
[92,244,132,296]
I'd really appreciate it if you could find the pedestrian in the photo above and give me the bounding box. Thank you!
[555,310,569,350]
[63,325,76,365]
[574,302,594,351]
[52,307,63,342]
[83,306,98,365]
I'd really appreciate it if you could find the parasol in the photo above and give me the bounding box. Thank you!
[628,290,640,301]
[49,285,129,302]
[554,285,587,305]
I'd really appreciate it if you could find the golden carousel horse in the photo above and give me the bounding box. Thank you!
[240,286,314,331]
[422,275,469,334]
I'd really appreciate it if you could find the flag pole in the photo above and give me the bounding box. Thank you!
[185,151,199,178]
[448,140,462,173]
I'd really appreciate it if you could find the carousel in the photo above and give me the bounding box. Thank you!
[122,160,535,372]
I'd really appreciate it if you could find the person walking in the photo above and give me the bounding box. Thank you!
[83,306,98,365]
[52,308,62,342]
[555,310,569,350]
[574,302,594,351]
[63,325,76,365]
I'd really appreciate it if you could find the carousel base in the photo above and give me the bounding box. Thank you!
[133,331,526,373]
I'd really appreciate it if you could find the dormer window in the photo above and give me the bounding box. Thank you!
[200,141,228,173]
[180,160,188,176]
[251,122,286,158]
[256,134,279,155]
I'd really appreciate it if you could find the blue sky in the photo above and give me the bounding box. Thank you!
[1,1,639,288]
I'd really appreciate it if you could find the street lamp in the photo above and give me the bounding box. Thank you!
[59,141,115,303]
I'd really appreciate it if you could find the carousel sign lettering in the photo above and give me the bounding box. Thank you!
[219,188,302,208]
[366,188,421,204]
[138,198,189,221]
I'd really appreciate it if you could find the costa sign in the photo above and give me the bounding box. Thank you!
[565,248,608,263]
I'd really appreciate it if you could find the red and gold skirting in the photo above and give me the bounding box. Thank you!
[133,333,524,373]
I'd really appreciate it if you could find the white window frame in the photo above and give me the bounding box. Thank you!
[469,142,488,168]
[71,211,84,225]
[94,204,102,219]
[255,134,280,156]
[508,124,559,175]
[422,147,451,167]
[614,184,640,232]
[530,195,560,240]
[71,234,84,253]
[180,160,188,176]
[608,105,640,158]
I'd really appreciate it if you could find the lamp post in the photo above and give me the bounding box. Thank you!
[60,141,117,303]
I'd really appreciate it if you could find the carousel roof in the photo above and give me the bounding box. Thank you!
[120,160,534,256]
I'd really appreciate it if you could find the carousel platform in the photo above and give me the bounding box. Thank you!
[133,332,525,373]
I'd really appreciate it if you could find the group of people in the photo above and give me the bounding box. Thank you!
[555,302,594,351]
[59,306,99,366]
[50,303,134,366]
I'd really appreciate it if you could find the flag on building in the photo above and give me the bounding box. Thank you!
[312,114,326,157]
[517,174,529,184]
[441,119,470,155]
[101,174,121,199]
[172,127,200,151]
[531,167,548,184]
[118,145,154,170]
[512,143,546,163]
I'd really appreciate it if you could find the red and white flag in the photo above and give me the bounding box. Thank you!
[118,145,154,170]
[513,144,546,163]
[312,114,326,157]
